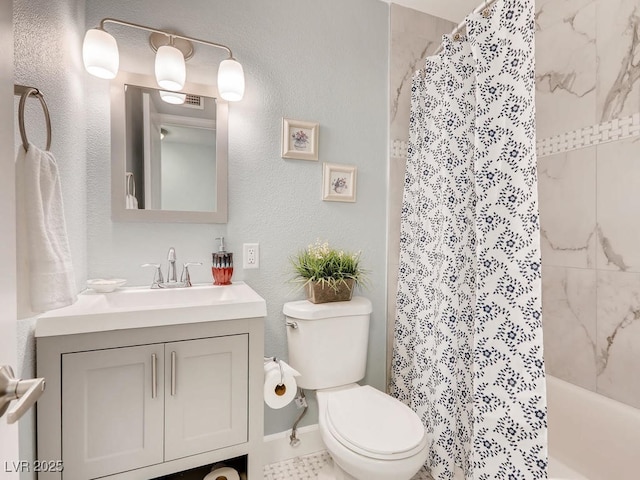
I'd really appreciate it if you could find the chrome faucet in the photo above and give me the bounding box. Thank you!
[142,247,201,289]
[167,247,177,283]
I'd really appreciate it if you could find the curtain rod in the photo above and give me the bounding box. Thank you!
[433,0,499,55]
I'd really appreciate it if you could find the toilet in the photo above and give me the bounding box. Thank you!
[284,297,429,480]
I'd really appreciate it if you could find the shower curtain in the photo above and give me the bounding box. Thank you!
[390,1,547,479]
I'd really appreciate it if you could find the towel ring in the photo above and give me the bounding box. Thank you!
[17,87,52,152]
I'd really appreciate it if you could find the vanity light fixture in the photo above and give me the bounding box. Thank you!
[155,44,186,91]
[82,18,245,101]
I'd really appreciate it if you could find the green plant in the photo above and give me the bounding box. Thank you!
[290,240,368,291]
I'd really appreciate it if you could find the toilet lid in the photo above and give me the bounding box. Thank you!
[325,385,426,460]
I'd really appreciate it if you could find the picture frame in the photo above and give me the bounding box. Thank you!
[322,162,357,203]
[281,118,319,161]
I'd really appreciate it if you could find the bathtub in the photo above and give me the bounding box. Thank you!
[547,375,640,480]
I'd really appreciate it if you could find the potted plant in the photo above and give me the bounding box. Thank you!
[290,240,367,304]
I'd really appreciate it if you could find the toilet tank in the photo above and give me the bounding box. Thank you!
[284,296,372,390]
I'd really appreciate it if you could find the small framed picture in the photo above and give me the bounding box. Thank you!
[281,118,319,161]
[322,162,357,203]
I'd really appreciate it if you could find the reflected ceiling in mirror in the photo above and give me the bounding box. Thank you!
[111,72,228,223]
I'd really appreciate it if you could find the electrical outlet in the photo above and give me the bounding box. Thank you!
[243,243,259,269]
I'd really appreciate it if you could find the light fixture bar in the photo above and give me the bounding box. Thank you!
[99,18,234,58]
[85,17,245,101]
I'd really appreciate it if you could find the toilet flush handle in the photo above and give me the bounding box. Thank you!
[286,321,298,329]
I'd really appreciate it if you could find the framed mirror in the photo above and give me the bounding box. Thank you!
[110,72,228,223]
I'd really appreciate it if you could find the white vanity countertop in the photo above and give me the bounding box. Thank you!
[35,281,267,338]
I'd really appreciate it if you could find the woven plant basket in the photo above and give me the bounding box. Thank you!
[305,278,355,304]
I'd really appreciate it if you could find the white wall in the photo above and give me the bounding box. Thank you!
[13,0,87,475]
[0,0,19,472]
[13,0,88,298]
[85,0,389,435]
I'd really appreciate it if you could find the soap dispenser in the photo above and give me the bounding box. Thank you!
[212,237,233,285]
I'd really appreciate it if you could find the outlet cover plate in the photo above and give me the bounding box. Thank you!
[243,243,259,269]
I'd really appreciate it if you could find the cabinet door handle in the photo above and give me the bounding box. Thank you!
[171,351,176,396]
[151,354,157,399]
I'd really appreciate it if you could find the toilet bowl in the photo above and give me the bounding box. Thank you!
[283,297,428,480]
[316,384,428,480]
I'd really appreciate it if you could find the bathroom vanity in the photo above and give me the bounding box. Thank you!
[35,283,266,480]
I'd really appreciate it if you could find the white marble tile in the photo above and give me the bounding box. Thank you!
[264,451,332,480]
[264,450,433,480]
[596,136,640,272]
[390,4,455,143]
[596,270,640,409]
[535,0,597,139]
[537,147,597,268]
[596,0,640,122]
[542,266,598,391]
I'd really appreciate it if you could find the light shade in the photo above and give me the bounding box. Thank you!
[159,90,186,105]
[83,28,119,79]
[155,45,186,91]
[218,58,245,101]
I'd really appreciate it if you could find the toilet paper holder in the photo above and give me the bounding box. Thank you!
[264,356,285,386]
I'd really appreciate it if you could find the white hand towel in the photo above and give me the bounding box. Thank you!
[16,144,77,312]
[125,172,138,210]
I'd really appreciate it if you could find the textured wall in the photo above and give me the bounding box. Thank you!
[85,0,389,435]
[13,0,87,476]
[0,0,19,467]
[536,0,640,410]
[14,0,88,301]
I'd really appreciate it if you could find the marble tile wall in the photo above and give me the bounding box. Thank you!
[535,0,597,139]
[538,0,640,410]
[536,0,640,138]
[540,136,640,409]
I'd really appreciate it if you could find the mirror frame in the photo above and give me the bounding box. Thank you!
[110,71,228,223]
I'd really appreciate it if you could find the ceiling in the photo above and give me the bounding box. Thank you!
[379,0,483,23]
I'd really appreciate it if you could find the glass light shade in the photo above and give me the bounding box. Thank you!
[155,45,186,91]
[218,58,245,101]
[82,28,119,79]
[159,90,186,105]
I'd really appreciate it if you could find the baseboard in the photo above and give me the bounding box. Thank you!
[262,424,324,465]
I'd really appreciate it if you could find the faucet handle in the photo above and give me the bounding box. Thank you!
[141,263,164,287]
[180,262,202,287]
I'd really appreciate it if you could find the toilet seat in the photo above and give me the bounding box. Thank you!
[325,385,426,461]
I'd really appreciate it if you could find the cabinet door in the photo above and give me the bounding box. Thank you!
[164,335,248,461]
[62,344,164,479]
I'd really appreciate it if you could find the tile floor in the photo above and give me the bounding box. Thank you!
[263,451,433,480]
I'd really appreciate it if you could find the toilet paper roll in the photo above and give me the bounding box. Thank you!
[203,466,240,480]
[263,359,300,409]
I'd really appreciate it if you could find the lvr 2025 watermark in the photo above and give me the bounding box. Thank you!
[3,460,64,473]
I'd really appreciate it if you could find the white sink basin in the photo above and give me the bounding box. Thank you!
[103,283,252,309]
[36,282,267,337]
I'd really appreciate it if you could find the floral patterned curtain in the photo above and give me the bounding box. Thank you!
[390,1,548,479]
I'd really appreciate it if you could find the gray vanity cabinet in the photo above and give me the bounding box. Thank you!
[62,344,165,479]
[37,318,264,480]
[60,335,248,479]
[164,335,248,461]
